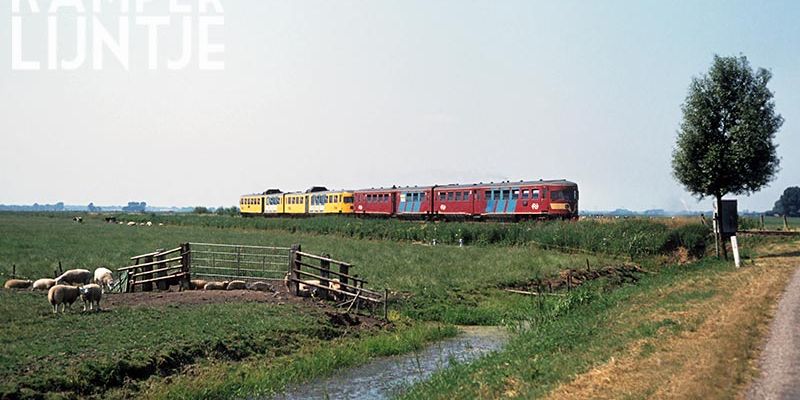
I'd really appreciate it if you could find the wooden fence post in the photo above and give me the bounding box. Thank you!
[785,215,790,231]
[760,214,765,230]
[12,264,16,279]
[155,249,168,291]
[58,261,63,275]
[319,253,331,300]
[181,243,191,278]
[142,254,154,292]
[339,263,350,291]
[383,289,389,321]
[287,244,300,295]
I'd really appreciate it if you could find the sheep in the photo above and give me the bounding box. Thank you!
[32,278,56,291]
[298,279,321,298]
[4,279,32,289]
[247,281,272,292]
[79,284,103,312]
[127,221,136,226]
[226,280,247,290]
[48,285,80,314]
[54,269,92,286]
[203,281,228,291]
[93,267,114,290]
[190,279,208,290]
[146,221,153,226]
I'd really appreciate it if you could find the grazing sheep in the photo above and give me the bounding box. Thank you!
[158,223,165,227]
[79,284,103,311]
[226,280,247,290]
[247,281,272,292]
[54,269,92,286]
[4,279,32,289]
[93,267,114,290]
[204,281,228,291]
[48,285,80,313]
[146,221,153,226]
[127,221,136,226]
[32,278,57,291]
[190,279,208,290]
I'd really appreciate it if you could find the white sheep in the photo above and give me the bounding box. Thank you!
[48,285,80,314]
[93,267,114,290]
[146,221,153,226]
[204,281,228,291]
[54,269,92,286]
[190,279,208,290]
[32,278,57,291]
[4,279,32,289]
[226,280,247,290]
[127,221,136,226]
[247,281,272,292]
[79,284,103,311]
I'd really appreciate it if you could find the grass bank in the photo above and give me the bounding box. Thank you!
[398,238,799,399]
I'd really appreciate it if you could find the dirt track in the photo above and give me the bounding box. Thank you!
[747,262,800,399]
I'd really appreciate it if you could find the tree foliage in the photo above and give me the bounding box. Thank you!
[772,187,800,217]
[672,55,783,200]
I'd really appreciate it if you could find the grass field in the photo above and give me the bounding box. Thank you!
[0,212,790,399]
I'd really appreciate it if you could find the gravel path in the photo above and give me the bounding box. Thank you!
[748,265,800,399]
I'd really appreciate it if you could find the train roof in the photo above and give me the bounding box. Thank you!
[353,180,577,192]
[435,180,577,190]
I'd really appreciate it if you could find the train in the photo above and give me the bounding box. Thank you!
[240,179,579,220]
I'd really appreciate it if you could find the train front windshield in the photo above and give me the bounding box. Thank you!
[551,189,578,201]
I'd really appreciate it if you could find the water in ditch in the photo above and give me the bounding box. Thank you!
[269,326,510,400]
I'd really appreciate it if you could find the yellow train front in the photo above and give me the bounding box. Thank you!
[308,190,355,214]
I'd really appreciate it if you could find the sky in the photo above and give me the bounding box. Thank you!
[0,0,798,211]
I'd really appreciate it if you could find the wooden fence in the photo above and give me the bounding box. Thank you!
[118,244,190,292]
[188,243,291,282]
[286,244,388,318]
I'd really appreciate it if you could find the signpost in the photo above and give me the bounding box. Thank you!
[715,199,740,266]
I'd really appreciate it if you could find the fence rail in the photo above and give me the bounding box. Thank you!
[287,245,387,318]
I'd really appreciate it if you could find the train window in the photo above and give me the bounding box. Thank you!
[439,192,446,201]
[522,190,529,199]
[501,190,509,200]
[463,191,470,200]
[485,190,491,200]
[532,189,540,199]
[444,192,451,201]
[420,193,425,201]
[512,189,519,200]
[334,195,338,202]
[412,193,419,202]
[384,194,389,202]
[455,192,462,201]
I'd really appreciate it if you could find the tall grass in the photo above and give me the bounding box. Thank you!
[116,214,711,258]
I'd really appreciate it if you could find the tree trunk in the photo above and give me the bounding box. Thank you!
[715,195,728,261]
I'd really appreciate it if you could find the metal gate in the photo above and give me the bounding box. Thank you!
[188,242,291,281]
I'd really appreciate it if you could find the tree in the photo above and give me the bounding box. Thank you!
[193,206,210,214]
[672,55,783,257]
[772,187,800,217]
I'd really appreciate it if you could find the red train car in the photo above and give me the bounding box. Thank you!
[394,186,434,218]
[353,179,578,220]
[353,188,397,216]
[432,180,578,220]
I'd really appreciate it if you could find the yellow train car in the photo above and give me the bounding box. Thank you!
[283,192,308,214]
[264,192,284,215]
[308,191,354,214]
[239,194,265,216]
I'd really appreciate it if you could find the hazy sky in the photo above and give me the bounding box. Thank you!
[1,1,798,211]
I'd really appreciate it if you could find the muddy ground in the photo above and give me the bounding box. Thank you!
[101,284,386,329]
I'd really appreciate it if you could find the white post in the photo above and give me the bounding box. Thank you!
[730,235,741,268]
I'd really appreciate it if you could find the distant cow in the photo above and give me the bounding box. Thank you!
[72,217,83,223]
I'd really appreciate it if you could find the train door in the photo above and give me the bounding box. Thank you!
[304,195,309,214]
